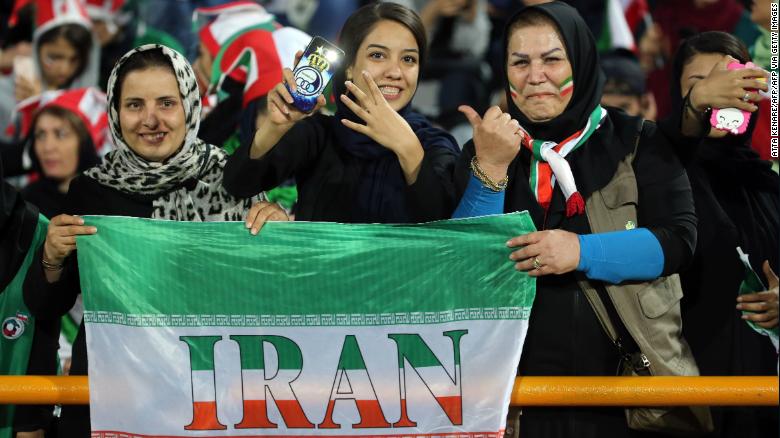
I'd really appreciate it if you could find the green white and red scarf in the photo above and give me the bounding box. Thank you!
[521,106,607,216]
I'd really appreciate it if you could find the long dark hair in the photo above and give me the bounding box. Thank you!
[112,48,176,112]
[333,2,427,97]
[37,23,92,86]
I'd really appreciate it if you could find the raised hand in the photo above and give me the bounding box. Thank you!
[340,71,421,153]
[266,50,326,129]
[339,71,424,183]
[459,105,524,181]
[689,57,768,114]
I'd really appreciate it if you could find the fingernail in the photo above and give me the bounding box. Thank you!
[345,81,352,87]
[245,221,252,228]
[362,70,369,76]
[506,240,512,246]
[741,315,748,319]
[251,229,258,236]
[736,304,742,309]
[737,296,743,302]
[90,227,97,233]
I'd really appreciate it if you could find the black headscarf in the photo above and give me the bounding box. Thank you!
[665,33,778,194]
[330,61,459,222]
[472,0,636,227]
[504,1,605,143]
[660,32,778,283]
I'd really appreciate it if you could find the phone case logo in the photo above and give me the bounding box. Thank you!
[294,47,333,98]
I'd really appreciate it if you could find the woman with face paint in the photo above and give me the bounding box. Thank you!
[223,2,460,224]
[452,3,707,437]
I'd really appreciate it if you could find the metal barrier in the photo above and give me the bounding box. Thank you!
[0,376,777,406]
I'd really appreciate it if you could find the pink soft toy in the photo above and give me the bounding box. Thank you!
[709,61,755,135]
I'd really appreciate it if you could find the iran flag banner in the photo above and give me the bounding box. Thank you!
[77,213,537,438]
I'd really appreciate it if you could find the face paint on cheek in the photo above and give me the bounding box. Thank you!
[509,82,519,99]
[559,76,573,96]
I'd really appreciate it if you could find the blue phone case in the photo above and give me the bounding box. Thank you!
[286,36,344,113]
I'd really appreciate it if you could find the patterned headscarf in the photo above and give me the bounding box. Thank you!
[85,44,260,221]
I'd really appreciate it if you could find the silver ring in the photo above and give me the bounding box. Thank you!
[742,92,750,102]
[532,257,542,270]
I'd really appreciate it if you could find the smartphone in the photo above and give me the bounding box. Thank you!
[709,61,756,136]
[286,36,344,113]
[13,56,35,82]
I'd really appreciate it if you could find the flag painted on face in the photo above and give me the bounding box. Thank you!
[558,76,573,97]
[79,214,536,437]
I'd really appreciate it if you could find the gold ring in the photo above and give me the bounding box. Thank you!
[532,257,542,270]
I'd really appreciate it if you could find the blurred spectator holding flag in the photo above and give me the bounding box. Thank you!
[192,0,310,152]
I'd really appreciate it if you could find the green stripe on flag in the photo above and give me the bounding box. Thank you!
[337,335,368,371]
[231,335,303,370]
[180,336,221,371]
[76,214,536,320]
[389,330,467,368]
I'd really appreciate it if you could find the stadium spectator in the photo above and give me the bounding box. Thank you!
[659,30,778,438]
[452,3,708,436]
[22,44,284,437]
[224,2,460,223]
[599,49,656,119]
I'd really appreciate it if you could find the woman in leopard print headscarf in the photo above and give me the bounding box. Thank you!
[86,44,259,221]
[23,44,286,437]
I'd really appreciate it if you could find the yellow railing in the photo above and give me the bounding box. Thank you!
[0,376,777,406]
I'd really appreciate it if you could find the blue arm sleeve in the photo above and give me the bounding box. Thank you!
[577,228,665,284]
[452,174,505,218]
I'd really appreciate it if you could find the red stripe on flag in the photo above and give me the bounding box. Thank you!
[435,396,464,425]
[275,399,315,428]
[352,400,391,428]
[393,398,417,427]
[184,401,226,431]
[235,400,276,429]
[92,430,506,438]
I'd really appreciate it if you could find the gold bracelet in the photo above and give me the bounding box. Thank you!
[470,156,508,192]
[41,257,64,271]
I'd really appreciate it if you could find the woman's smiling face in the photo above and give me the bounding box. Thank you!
[506,22,573,122]
[346,20,420,112]
[118,66,186,162]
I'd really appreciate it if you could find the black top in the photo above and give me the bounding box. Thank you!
[21,178,67,220]
[0,154,38,291]
[223,114,458,224]
[659,113,779,437]
[23,175,153,437]
[455,110,696,438]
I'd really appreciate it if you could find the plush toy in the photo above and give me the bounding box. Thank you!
[709,61,755,135]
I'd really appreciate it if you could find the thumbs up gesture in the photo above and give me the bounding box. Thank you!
[458,105,524,181]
